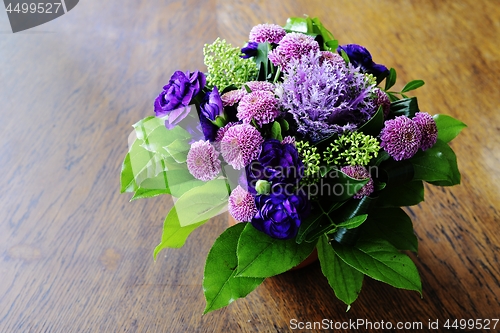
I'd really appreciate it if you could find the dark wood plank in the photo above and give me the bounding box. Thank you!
[0,0,499,332]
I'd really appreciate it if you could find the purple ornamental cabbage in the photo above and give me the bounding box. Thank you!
[154,71,206,129]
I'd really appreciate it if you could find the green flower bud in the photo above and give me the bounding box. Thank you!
[255,180,271,195]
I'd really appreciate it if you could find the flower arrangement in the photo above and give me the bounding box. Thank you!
[120,16,466,314]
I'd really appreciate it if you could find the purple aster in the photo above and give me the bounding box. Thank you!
[374,88,391,118]
[228,185,257,222]
[277,51,378,142]
[412,112,438,150]
[337,44,389,82]
[251,192,309,239]
[249,23,286,44]
[186,140,221,181]
[380,116,423,161]
[341,165,374,199]
[237,90,280,126]
[268,32,320,71]
[221,89,246,107]
[241,41,259,59]
[244,81,275,93]
[319,51,345,67]
[220,123,264,170]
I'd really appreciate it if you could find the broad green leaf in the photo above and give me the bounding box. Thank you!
[358,106,384,137]
[361,208,418,252]
[164,139,190,163]
[153,206,208,259]
[335,214,368,230]
[279,118,289,132]
[410,139,461,185]
[317,235,363,306]
[236,224,317,278]
[203,223,264,314]
[131,169,205,200]
[120,152,138,193]
[175,179,229,226]
[320,168,370,202]
[270,121,282,141]
[296,201,344,244]
[401,80,425,93]
[311,17,338,51]
[376,181,424,207]
[132,116,164,141]
[120,139,155,193]
[433,114,467,143]
[284,17,309,33]
[255,42,271,81]
[386,91,400,102]
[384,68,397,91]
[388,97,420,119]
[332,238,421,294]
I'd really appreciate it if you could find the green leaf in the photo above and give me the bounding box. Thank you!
[317,235,363,306]
[236,224,317,278]
[335,214,368,230]
[203,223,264,314]
[270,121,282,141]
[386,91,400,102]
[332,238,421,294]
[401,80,425,93]
[433,114,467,143]
[361,208,418,252]
[388,97,420,119]
[384,68,397,91]
[320,168,370,202]
[358,106,384,137]
[254,42,271,81]
[310,17,338,51]
[132,169,205,199]
[410,139,461,185]
[284,17,310,33]
[175,179,229,226]
[154,207,208,259]
[278,118,289,132]
[120,152,138,193]
[376,180,424,207]
[296,201,344,244]
[120,139,155,193]
[164,139,190,163]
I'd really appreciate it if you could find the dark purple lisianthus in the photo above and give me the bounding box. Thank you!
[337,44,389,81]
[251,192,309,239]
[240,42,259,59]
[245,139,303,194]
[200,86,223,141]
[154,70,206,118]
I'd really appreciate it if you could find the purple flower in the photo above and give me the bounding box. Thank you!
[241,42,259,59]
[154,71,206,127]
[200,86,223,141]
[249,24,286,44]
[228,185,257,222]
[337,44,389,81]
[237,90,280,126]
[220,123,264,170]
[412,112,438,150]
[380,116,422,161]
[268,33,320,71]
[251,192,309,239]
[186,140,221,181]
[341,165,374,199]
[245,139,303,194]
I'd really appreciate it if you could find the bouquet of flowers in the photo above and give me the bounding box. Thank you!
[120,16,465,314]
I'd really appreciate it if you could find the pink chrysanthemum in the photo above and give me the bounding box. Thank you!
[281,136,295,145]
[220,123,264,169]
[319,51,345,66]
[221,89,246,107]
[380,116,422,161]
[186,140,221,181]
[237,90,280,126]
[375,88,391,118]
[244,81,275,93]
[341,165,374,199]
[228,185,257,222]
[268,32,320,71]
[249,23,286,44]
[412,112,438,150]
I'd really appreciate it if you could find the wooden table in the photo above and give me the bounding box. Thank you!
[1,1,499,332]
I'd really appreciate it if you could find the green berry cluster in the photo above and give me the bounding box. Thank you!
[203,38,258,91]
[323,131,380,166]
[296,141,321,182]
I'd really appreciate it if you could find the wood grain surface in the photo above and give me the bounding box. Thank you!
[1,1,499,332]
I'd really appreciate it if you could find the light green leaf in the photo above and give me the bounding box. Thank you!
[317,235,363,306]
[384,68,397,91]
[120,152,138,193]
[361,208,418,252]
[153,207,208,259]
[401,80,425,93]
[164,139,191,163]
[175,179,229,226]
[332,238,422,294]
[433,114,467,143]
[131,169,205,200]
[236,223,317,278]
[270,121,282,141]
[203,223,264,314]
[411,139,461,185]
